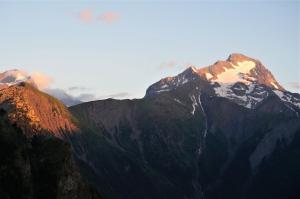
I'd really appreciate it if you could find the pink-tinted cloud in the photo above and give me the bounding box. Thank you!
[79,9,92,23]
[286,82,300,89]
[97,12,120,23]
[31,72,53,89]
[159,61,177,70]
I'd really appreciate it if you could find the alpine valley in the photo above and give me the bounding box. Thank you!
[0,54,299,199]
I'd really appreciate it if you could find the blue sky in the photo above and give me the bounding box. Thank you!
[0,0,299,99]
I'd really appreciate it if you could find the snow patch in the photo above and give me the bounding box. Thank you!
[213,61,256,84]
[274,90,300,108]
[205,73,213,80]
[213,82,267,109]
[273,90,284,98]
[190,95,197,115]
[160,84,169,89]
[155,88,171,93]
[271,82,279,89]
[197,94,208,137]
[174,98,185,106]
[191,66,198,73]
[214,83,232,98]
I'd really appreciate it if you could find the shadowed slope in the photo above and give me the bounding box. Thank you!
[0,83,102,199]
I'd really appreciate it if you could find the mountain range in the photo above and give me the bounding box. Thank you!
[0,53,299,199]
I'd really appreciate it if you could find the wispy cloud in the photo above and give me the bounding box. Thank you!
[46,84,130,104]
[45,88,131,106]
[72,92,130,101]
[61,91,130,104]
[104,92,130,99]
[68,86,88,91]
[79,9,92,23]
[75,93,96,101]
[98,12,120,23]
[286,82,300,90]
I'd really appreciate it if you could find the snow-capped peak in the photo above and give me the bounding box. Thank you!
[197,54,289,108]
[0,69,54,90]
[145,54,300,109]
[198,54,287,108]
[195,53,283,90]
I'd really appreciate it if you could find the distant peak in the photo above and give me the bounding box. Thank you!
[0,69,37,89]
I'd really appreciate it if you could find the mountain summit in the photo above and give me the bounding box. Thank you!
[197,53,283,90]
[146,53,298,109]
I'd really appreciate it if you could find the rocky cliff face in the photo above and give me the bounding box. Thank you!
[70,89,300,199]
[0,83,78,137]
[0,83,101,199]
